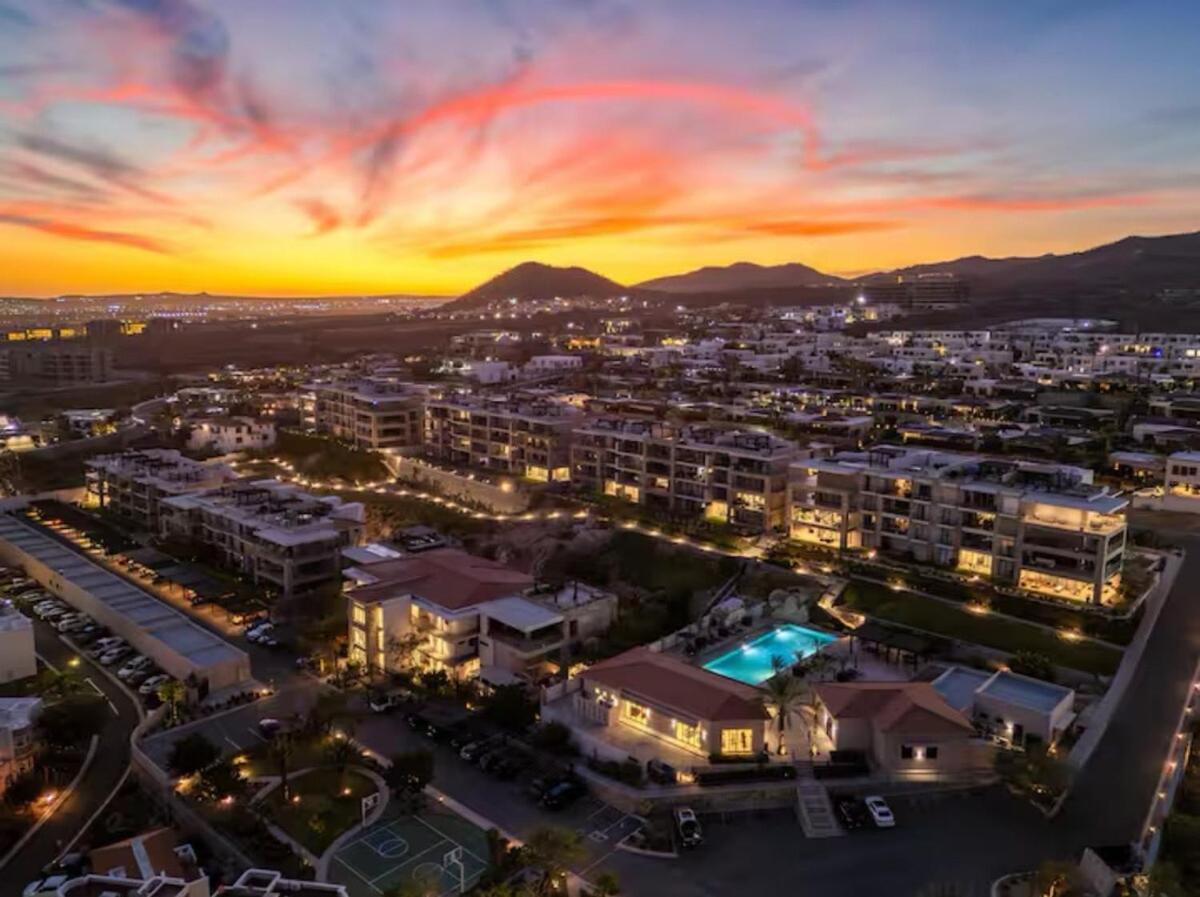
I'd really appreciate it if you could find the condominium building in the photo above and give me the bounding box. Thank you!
[187,416,276,454]
[0,602,35,683]
[0,697,41,792]
[346,548,616,684]
[788,446,1128,604]
[313,380,425,451]
[571,418,799,531]
[85,449,237,532]
[0,342,112,385]
[159,480,365,601]
[424,392,581,482]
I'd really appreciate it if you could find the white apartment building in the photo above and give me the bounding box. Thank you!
[187,416,276,454]
[313,380,425,451]
[0,697,41,792]
[85,449,237,532]
[160,480,365,601]
[571,418,799,531]
[0,602,35,683]
[524,354,583,374]
[347,549,615,684]
[424,392,581,482]
[788,446,1128,604]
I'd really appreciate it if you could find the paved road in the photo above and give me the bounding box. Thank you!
[1058,535,1200,845]
[4,621,141,887]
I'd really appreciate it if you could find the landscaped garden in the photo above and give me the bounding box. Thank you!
[261,766,378,855]
[838,580,1123,676]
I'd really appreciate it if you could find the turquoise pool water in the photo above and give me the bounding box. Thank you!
[702,624,838,685]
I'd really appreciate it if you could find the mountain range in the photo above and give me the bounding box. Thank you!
[448,229,1200,310]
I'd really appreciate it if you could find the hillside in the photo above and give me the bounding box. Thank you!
[449,262,625,309]
[636,261,846,292]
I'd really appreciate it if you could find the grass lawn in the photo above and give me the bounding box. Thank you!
[841,580,1122,676]
[263,767,377,855]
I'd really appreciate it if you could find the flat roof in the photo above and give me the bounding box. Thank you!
[931,666,992,714]
[979,670,1073,713]
[482,595,562,632]
[0,514,247,673]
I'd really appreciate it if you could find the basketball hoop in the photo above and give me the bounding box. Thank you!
[443,846,466,894]
[361,791,381,826]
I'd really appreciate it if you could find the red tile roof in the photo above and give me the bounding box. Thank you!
[815,681,973,736]
[348,548,532,611]
[584,647,769,723]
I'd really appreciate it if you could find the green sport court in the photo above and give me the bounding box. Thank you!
[330,804,492,897]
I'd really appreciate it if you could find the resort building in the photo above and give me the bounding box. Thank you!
[159,480,365,601]
[788,446,1128,603]
[558,647,770,762]
[423,392,580,482]
[933,666,1075,746]
[313,380,426,451]
[347,549,615,684]
[570,417,799,531]
[813,681,982,779]
[85,449,237,533]
[186,416,276,454]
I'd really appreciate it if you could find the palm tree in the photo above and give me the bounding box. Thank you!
[524,826,585,897]
[270,733,296,802]
[158,679,186,725]
[761,671,806,755]
[325,736,358,785]
[38,666,83,700]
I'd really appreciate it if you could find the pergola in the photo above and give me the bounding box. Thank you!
[849,620,938,667]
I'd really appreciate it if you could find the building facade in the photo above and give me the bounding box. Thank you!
[313,381,425,451]
[85,449,237,532]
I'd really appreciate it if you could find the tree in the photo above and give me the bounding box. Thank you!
[36,666,84,700]
[482,684,538,733]
[1033,860,1084,897]
[419,668,451,696]
[1146,861,1187,897]
[592,872,621,896]
[386,632,426,672]
[306,691,349,736]
[3,770,43,809]
[325,736,359,780]
[270,733,296,802]
[761,671,806,754]
[386,749,435,795]
[523,826,586,897]
[168,732,221,777]
[196,757,245,803]
[36,694,107,749]
[158,679,187,726]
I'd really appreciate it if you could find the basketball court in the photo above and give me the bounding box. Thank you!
[330,804,491,897]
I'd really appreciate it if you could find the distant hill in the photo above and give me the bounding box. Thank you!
[881,230,1200,296]
[450,262,625,309]
[636,261,846,292]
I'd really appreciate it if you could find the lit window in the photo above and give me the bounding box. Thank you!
[673,719,702,749]
[622,701,650,726]
[720,728,753,755]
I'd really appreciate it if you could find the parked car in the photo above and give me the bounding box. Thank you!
[369,693,402,714]
[488,753,528,780]
[34,604,66,619]
[674,807,703,847]
[126,670,151,686]
[99,647,130,666]
[405,713,443,740]
[91,637,126,653]
[460,737,500,762]
[118,656,152,680]
[258,718,284,738]
[540,779,586,810]
[833,796,869,831]
[864,795,895,828]
[139,675,169,695]
[54,614,88,632]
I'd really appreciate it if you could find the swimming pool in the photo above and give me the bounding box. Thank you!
[702,624,838,685]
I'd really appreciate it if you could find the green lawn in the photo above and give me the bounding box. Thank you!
[840,580,1123,676]
[263,767,377,855]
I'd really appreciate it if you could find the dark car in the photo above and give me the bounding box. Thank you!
[476,748,508,772]
[540,779,586,810]
[489,754,528,780]
[460,737,500,763]
[834,796,869,831]
[524,775,554,803]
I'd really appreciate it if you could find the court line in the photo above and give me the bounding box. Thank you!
[333,855,384,894]
[413,815,489,867]
[367,838,451,885]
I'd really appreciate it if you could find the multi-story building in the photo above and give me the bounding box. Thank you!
[313,380,425,451]
[571,418,799,531]
[424,393,580,482]
[0,342,113,385]
[788,446,1128,604]
[0,697,41,792]
[0,602,35,683]
[159,480,365,601]
[187,416,277,454]
[85,449,237,532]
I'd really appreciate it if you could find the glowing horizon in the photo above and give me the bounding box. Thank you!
[1,0,1198,298]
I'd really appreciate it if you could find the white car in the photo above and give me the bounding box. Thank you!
[38,605,69,620]
[864,795,895,828]
[56,616,90,633]
[674,807,703,847]
[99,647,130,666]
[139,675,169,695]
[118,656,152,680]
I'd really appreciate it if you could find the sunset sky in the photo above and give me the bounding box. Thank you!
[1,0,1198,297]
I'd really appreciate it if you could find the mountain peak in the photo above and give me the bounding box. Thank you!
[635,260,845,293]
[449,261,625,309]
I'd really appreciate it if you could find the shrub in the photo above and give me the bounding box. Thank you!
[531,721,575,755]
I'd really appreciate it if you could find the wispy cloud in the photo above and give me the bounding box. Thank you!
[0,210,169,253]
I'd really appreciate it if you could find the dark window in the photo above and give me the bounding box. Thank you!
[900,744,914,760]
[926,746,939,760]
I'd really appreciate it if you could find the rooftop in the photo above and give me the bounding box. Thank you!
[814,681,975,736]
[349,548,533,612]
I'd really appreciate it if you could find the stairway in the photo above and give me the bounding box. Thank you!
[795,779,842,838]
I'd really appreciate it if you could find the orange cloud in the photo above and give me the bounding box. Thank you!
[0,211,169,253]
